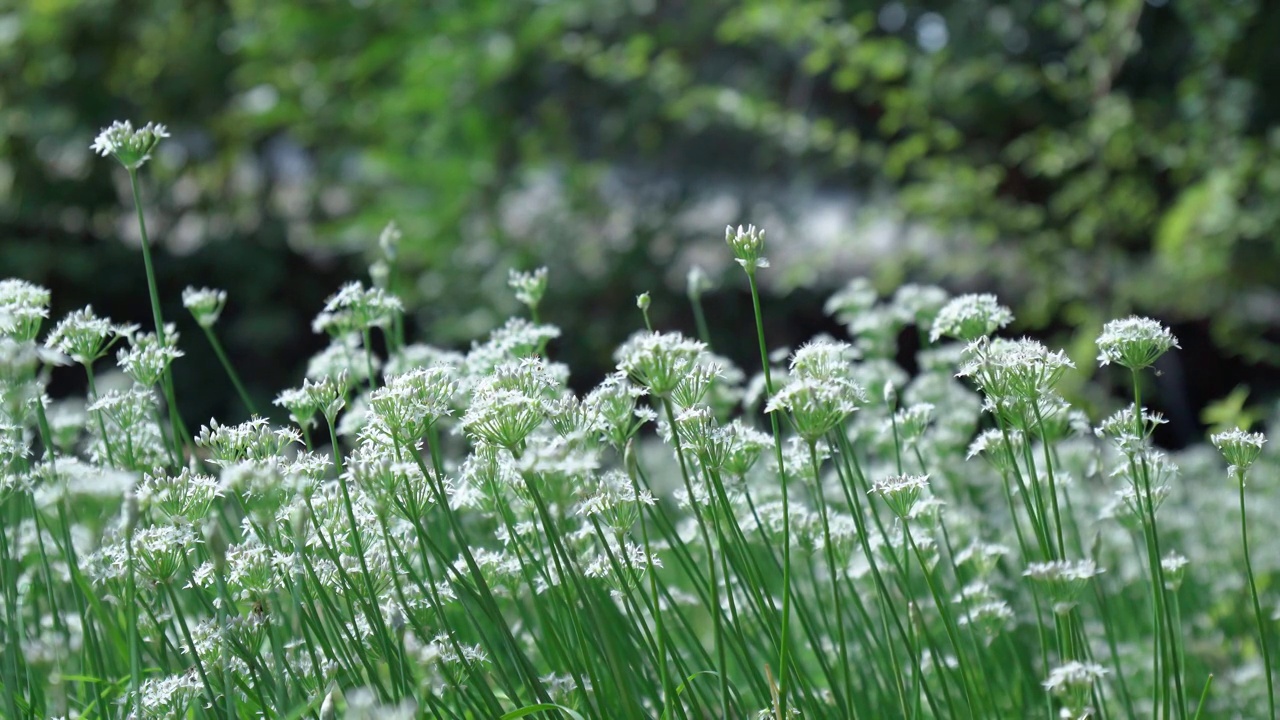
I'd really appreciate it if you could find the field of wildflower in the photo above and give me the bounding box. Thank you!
[0,120,1277,720]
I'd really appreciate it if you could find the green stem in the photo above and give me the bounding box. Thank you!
[125,535,142,720]
[689,293,712,348]
[201,326,258,416]
[629,443,674,720]
[745,270,793,718]
[1239,469,1275,718]
[127,168,186,465]
[808,440,850,716]
[164,582,221,716]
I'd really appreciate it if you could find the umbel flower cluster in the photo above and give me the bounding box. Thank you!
[0,123,1277,720]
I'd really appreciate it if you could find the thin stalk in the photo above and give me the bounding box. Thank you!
[689,292,712,348]
[629,443,674,719]
[745,270,793,718]
[1131,370,1186,719]
[215,571,236,720]
[660,399,729,717]
[1192,675,1213,720]
[200,325,258,416]
[0,506,25,720]
[124,534,143,720]
[127,168,186,466]
[904,524,978,717]
[1238,468,1275,718]
[84,365,119,468]
[164,583,221,716]
[808,440,850,716]
[1030,399,1067,557]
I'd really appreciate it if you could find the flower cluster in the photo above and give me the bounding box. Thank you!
[725,223,769,272]
[767,340,866,443]
[312,281,404,336]
[5,206,1276,720]
[182,286,228,328]
[931,293,1013,342]
[1095,316,1179,371]
[508,267,549,311]
[91,120,169,170]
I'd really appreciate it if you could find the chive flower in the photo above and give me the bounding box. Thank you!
[1211,427,1266,481]
[1095,316,1179,370]
[91,120,169,170]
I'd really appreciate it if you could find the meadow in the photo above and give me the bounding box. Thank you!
[0,120,1276,719]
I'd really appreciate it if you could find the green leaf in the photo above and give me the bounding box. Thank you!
[660,671,721,720]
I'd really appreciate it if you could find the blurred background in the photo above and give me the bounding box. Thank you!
[4,0,1279,445]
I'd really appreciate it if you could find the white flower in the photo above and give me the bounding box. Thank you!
[725,223,769,272]
[91,120,169,169]
[686,264,713,299]
[0,279,50,342]
[508,267,549,310]
[869,473,930,518]
[930,293,1013,342]
[615,331,707,397]
[1024,559,1103,614]
[378,220,402,260]
[311,281,403,336]
[44,306,131,365]
[181,287,228,328]
[1211,427,1266,480]
[1096,316,1179,370]
[116,329,184,386]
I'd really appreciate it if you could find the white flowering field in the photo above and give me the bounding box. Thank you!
[0,122,1276,719]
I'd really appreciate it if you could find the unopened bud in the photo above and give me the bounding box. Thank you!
[883,380,897,411]
[319,689,337,720]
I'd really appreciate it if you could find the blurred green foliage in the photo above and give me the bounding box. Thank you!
[4,0,1280,417]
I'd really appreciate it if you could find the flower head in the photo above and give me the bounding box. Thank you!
[116,328,184,387]
[91,120,169,170]
[891,283,950,330]
[368,365,457,439]
[182,287,228,328]
[378,220,402,261]
[1024,559,1102,614]
[686,265,713,300]
[616,331,707,398]
[931,294,1013,343]
[1211,427,1266,481]
[1096,316,1179,371]
[960,337,1075,403]
[584,372,651,447]
[0,279,51,342]
[461,359,557,451]
[1162,552,1189,591]
[1043,661,1107,719]
[312,281,403,336]
[508,267,549,311]
[824,277,878,324]
[767,377,862,443]
[43,306,132,366]
[869,473,930,518]
[725,224,769,273]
